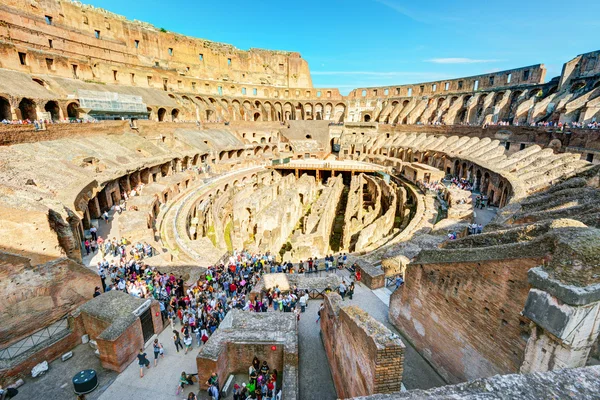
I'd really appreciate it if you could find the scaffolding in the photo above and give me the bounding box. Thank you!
[77,89,148,116]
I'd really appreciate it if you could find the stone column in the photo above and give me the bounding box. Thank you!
[520,227,600,373]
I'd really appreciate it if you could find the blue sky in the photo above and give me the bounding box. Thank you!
[89,0,600,94]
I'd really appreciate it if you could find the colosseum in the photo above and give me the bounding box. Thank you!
[0,1,599,399]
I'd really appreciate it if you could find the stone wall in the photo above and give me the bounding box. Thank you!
[0,252,99,348]
[321,293,404,399]
[352,365,600,400]
[254,174,316,254]
[196,311,298,398]
[288,175,344,261]
[389,257,539,383]
[355,176,398,252]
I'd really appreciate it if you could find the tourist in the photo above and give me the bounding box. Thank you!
[93,286,101,298]
[339,280,347,300]
[84,239,90,255]
[173,330,183,353]
[395,275,404,290]
[316,303,324,323]
[187,392,197,400]
[207,383,219,399]
[177,371,196,394]
[137,348,150,378]
[152,338,164,366]
[355,269,362,282]
[183,334,193,354]
[206,372,219,390]
[348,281,355,300]
[232,383,242,400]
[89,226,97,241]
[102,210,109,224]
[260,360,270,375]
[0,384,18,399]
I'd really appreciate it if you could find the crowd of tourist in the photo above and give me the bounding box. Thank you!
[91,234,360,399]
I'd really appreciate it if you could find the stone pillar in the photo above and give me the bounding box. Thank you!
[89,197,101,219]
[520,227,600,374]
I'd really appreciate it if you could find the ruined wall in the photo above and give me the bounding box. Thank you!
[342,174,398,252]
[288,175,344,261]
[231,172,289,250]
[321,293,404,398]
[254,174,317,254]
[0,252,99,348]
[389,257,539,383]
[355,176,398,251]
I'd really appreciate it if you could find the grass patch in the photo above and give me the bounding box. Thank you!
[206,225,217,247]
[224,220,233,252]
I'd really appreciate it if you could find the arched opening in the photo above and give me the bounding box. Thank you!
[363,114,371,122]
[571,82,586,92]
[260,137,266,144]
[171,108,179,121]
[475,170,482,192]
[32,78,46,87]
[253,112,260,121]
[44,101,60,121]
[67,102,79,119]
[0,97,12,121]
[18,98,37,121]
[157,108,166,122]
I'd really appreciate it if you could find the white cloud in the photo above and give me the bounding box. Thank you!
[426,58,504,64]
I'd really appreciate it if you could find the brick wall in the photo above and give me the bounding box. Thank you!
[389,258,539,383]
[356,261,385,290]
[96,320,143,373]
[196,343,284,391]
[321,293,404,398]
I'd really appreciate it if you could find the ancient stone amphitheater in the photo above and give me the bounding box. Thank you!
[0,1,599,399]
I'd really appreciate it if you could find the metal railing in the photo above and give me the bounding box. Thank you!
[0,315,70,361]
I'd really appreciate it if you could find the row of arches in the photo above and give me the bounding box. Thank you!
[0,96,80,121]
[357,144,512,208]
[157,94,348,123]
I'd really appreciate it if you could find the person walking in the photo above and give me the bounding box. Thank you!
[152,338,164,366]
[316,303,324,323]
[348,282,355,300]
[339,281,347,300]
[173,330,183,353]
[137,348,150,378]
[183,334,193,354]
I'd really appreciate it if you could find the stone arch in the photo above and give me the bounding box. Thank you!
[0,96,11,120]
[482,172,491,195]
[325,103,334,120]
[363,114,371,122]
[44,100,60,121]
[67,102,79,119]
[171,108,180,121]
[315,103,324,120]
[475,169,482,192]
[274,102,283,121]
[158,107,167,122]
[18,98,37,121]
[334,103,346,122]
[254,112,261,121]
[571,82,586,92]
